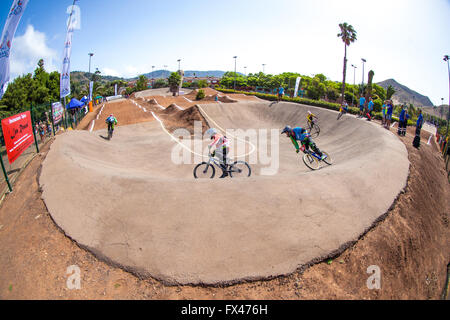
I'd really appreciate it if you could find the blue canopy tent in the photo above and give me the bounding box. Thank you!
[80,96,89,104]
[65,98,85,110]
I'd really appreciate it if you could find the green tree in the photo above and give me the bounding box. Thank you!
[136,75,148,91]
[386,85,396,100]
[337,22,357,103]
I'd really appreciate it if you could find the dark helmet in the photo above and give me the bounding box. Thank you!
[281,126,292,134]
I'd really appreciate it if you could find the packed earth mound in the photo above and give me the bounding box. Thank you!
[39,100,409,285]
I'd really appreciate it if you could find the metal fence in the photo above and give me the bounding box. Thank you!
[0,103,88,198]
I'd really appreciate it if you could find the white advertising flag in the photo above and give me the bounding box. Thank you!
[89,81,93,101]
[294,77,301,98]
[114,83,117,96]
[60,1,78,99]
[0,0,29,99]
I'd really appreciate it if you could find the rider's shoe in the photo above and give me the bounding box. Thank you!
[219,172,229,179]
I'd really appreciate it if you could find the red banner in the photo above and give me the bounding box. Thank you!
[1,111,34,164]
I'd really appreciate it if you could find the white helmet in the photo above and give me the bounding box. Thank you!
[206,128,217,138]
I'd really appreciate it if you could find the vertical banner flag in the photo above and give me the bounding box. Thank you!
[114,83,117,96]
[0,0,29,99]
[89,81,93,101]
[60,1,78,99]
[294,77,301,98]
[52,102,64,125]
[1,111,34,164]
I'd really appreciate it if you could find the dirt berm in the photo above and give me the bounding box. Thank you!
[39,101,409,285]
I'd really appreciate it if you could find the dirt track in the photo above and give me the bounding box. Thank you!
[0,99,448,299]
[38,99,410,285]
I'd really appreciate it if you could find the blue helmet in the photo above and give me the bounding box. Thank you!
[281,126,292,135]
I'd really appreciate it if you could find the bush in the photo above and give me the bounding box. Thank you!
[196,89,205,100]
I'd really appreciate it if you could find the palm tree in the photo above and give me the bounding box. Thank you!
[337,23,357,103]
[366,70,375,101]
[386,85,396,100]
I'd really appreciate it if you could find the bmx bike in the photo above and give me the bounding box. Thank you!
[301,146,333,170]
[337,107,349,120]
[193,152,252,179]
[107,127,114,140]
[306,121,320,139]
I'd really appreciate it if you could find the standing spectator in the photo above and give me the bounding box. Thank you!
[416,109,424,134]
[366,97,374,121]
[398,106,409,136]
[386,100,394,129]
[381,101,387,126]
[359,95,366,118]
[39,122,45,142]
[277,86,285,103]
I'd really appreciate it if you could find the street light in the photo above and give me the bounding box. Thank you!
[361,58,366,96]
[444,55,450,137]
[233,56,237,90]
[177,59,181,71]
[244,66,247,76]
[88,53,94,74]
[262,64,266,73]
[351,64,357,106]
[152,65,155,88]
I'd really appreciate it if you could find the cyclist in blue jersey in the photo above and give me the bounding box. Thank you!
[281,126,326,160]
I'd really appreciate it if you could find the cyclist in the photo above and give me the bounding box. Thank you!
[105,114,118,133]
[281,126,326,160]
[306,111,318,128]
[206,128,230,178]
[338,101,349,120]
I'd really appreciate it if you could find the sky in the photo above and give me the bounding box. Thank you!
[0,0,449,105]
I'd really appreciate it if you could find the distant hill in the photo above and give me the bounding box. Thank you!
[422,105,449,120]
[377,79,434,107]
[71,71,124,86]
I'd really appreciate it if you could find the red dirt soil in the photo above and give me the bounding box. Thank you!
[93,100,154,131]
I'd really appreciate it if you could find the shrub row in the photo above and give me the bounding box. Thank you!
[217,88,418,127]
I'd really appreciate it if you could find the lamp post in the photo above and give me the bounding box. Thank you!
[244,66,247,76]
[177,59,181,71]
[444,55,450,137]
[262,64,266,73]
[351,64,357,106]
[88,53,94,74]
[152,65,155,88]
[361,58,366,96]
[233,56,237,90]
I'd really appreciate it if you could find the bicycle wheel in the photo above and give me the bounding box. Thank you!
[193,162,216,179]
[321,152,333,165]
[229,161,252,178]
[337,112,343,120]
[303,153,320,170]
[310,124,320,138]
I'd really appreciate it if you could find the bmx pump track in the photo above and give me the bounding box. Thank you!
[39,98,409,285]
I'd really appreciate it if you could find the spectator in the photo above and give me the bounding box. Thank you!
[398,106,409,136]
[385,100,394,129]
[381,101,387,126]
[366,97,374,121]
[416,109,424,135]
[359,95,366,118]
[39,122,45,142]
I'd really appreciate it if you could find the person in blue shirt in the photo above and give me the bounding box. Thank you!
[277,86,285,102]
[359,95,366,117]
[415,109,424,137]
[281,126,327,160]
[398,106,410,136]
[366,97,374,121]
[386,101,394,129]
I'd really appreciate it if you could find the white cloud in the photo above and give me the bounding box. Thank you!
[10,25,58,77]
[102,67,121,77]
